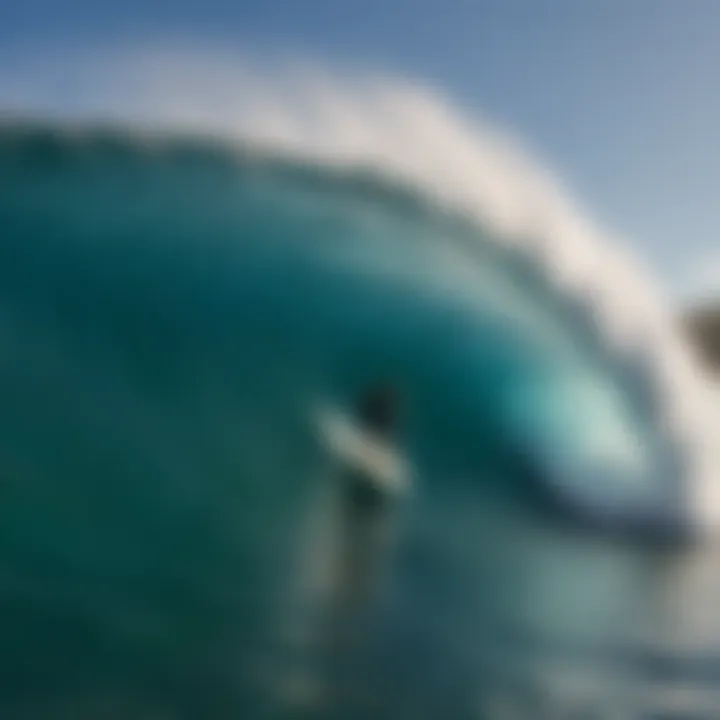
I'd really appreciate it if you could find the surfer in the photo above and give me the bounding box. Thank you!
[277,383,408,713]
[321,383,407,707]
[331,382,404,619]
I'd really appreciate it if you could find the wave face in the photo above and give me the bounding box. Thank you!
[1,50,719,717]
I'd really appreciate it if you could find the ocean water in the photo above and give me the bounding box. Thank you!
[1,121,719,719]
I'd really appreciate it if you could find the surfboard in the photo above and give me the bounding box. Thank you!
[314,406,410,498]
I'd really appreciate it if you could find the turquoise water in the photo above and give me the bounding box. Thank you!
[0,125,717,718]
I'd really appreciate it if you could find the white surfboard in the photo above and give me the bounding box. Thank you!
[314,406,410,498]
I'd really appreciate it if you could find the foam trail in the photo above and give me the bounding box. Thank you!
[1,43,717,534]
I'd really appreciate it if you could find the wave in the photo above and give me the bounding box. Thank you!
[0,43,717,536]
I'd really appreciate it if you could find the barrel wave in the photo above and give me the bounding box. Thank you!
[1,49,719,717]
[0,121,707,531]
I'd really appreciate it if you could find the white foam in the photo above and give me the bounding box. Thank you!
[1,42,717,534]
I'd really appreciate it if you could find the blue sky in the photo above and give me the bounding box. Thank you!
[2,0,719,301]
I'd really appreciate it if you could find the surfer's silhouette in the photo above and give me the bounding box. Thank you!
[323,382,406,706]
[278,383,407,713]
